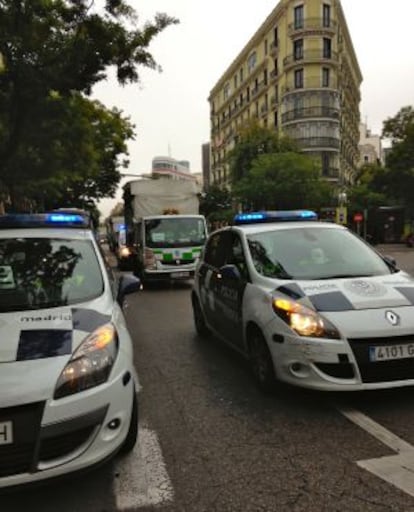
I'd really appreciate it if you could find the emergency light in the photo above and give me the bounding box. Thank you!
[233,210,318,225]
[0,213,90,229]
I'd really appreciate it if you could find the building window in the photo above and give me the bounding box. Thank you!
[323,38,332,59]
[264,68,268,86]
[240,67,244,83]
[294,5,304,29]
[274,58,278,75]
[273,27,278,46]
[234,75,238,89]
[322,67,330,87]
[223,82,231,100]
[323,4,331,27]
[247,51,257,73]
[274,110,278,127]
[294,39,304,60]
[264,39,268,55]
[294,68,304,88]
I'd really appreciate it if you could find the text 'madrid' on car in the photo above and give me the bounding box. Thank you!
[0,212,141,489]
[192,210,414,392]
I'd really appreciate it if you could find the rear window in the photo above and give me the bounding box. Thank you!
[0,237,104,312]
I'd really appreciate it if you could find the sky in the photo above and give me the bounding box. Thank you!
[93,0,414,217]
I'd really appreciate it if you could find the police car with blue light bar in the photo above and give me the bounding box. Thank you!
[192,210,414,392]
[0,213,141,488]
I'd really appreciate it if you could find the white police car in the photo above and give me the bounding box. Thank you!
[0,212,141,488]
[192,210,414,392]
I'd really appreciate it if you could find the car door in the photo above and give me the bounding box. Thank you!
[217,231,250,350]
[198,231,229,333]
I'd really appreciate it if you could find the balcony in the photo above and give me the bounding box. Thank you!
[288,17,337,37]
[260,104,269,116]
[270,39,279,56]
[283,50,338,70]
[270,96,278,109]
[282,76,338,95]
[282,106,340,124]
[295,137,340,150]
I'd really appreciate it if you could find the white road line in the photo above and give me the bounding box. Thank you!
[339,406,414,498]
[113,426,174,510]
[339,407,414,454]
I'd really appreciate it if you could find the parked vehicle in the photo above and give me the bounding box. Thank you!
[0,212,141,488]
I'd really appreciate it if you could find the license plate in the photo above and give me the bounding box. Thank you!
[171,272,190,279]
[0,421,13,445]
[369,343,414,362]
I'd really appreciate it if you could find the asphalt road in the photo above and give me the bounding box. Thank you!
[3,244,414,512]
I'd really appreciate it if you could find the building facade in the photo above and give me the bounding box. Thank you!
[358,122,384,166]
[151,156,197,181]
[208,0,362,189]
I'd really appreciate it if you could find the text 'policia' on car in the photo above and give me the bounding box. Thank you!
[0,212,141,488]
[192,210,414,392]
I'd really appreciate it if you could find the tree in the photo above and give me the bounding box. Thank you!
[233,152,331,211]
[227,120,299,184]
[199,184,233,217]
[381,106,414,213]
[0,0,178,208]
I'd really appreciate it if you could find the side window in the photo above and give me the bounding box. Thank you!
[229,233,249,280]
[203,232,229,268]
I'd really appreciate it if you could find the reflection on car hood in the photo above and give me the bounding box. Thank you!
[0,296,112,363]
[275,272,414,312]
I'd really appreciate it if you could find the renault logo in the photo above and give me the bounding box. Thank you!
[385,310,400,326]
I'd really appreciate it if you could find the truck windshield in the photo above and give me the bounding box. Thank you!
[145,218,207,248]
[0,238,104,312]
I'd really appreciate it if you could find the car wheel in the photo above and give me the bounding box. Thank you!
[120,389,138,454]
[248,328,276,393]
[192,294,210,338]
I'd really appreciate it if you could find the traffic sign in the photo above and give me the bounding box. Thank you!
[353,212,363,223]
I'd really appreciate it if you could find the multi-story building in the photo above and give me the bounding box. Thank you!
[358,122,384,166]
[208,0,362,189]
[151,156,197,181]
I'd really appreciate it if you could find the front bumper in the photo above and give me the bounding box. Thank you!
[0,370,135,488]
[263,322,414,391]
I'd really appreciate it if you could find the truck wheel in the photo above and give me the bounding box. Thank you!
[192,294,210,338]
[248,328,276,393]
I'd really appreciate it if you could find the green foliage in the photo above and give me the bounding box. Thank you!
[233,152,331,211]
[0,0,178,209]
[382,106,414,143]
[199,184,233,217]
[227,120,299,184]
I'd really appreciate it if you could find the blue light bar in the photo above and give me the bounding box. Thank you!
[0,213,90,229]
[234,210,318,225]
[46,213,85,224]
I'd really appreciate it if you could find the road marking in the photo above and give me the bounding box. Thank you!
[114,426,174,510]
[339,406,414,498]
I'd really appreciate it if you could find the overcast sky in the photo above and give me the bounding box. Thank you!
[94,0,414,217]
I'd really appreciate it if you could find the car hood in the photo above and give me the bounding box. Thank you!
[275,272,414,313]
[0,296,114,406]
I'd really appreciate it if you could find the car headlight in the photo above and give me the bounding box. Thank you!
[272,297,340,339]
[119,246,131,257]
[54,323,118,399]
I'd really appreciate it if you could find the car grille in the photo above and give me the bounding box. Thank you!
[161,258,195,266]
[314,362,355,379]
[348,335,414,383]
[39,426,96,462]
[0,402,44,477]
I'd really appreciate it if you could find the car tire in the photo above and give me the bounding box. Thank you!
[192,294,210,338]
[120,389,138,454]
[248,328,276,393]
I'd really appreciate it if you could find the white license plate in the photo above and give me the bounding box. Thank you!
[0,421,13,445]
[369,343,414,362]
[171,272,190,279]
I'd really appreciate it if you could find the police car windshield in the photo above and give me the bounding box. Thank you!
[0,238,104,312]
[247,226,393,280]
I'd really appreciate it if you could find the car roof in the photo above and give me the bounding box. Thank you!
[221,221,346,236]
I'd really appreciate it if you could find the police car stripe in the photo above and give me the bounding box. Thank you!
[276,283,305,300]
[309,291,355,312]
[394,287,414,305]
[17,329,72,361]
[72,308,111,332]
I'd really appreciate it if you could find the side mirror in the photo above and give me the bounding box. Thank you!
[117,274,141,305]
[219,264,241,280]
